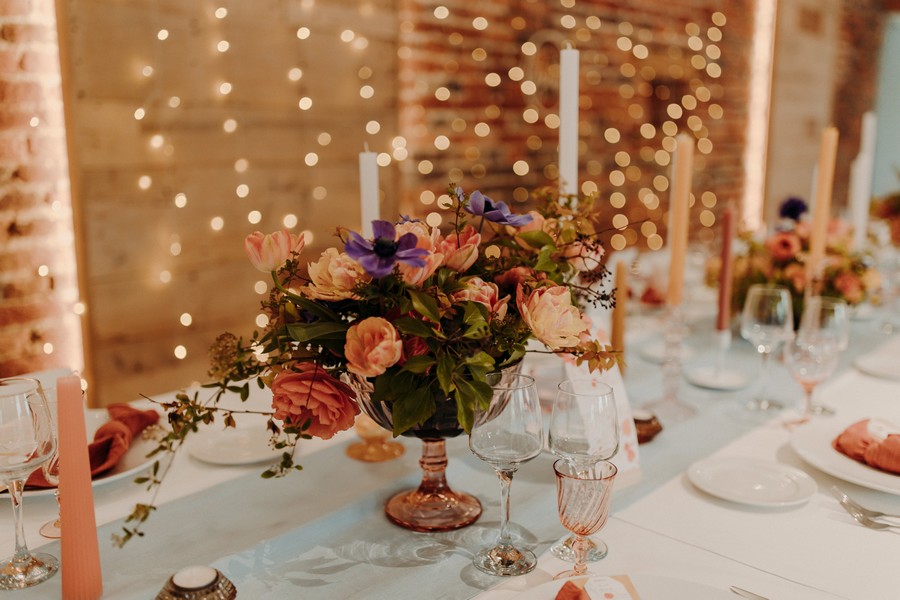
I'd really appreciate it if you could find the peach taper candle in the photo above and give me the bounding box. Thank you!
[666,134,694,307]
[58,374,103,600]
[808,126,839,281]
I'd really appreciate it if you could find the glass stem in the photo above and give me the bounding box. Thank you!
[572,535,589,575]
[757,349,771,402]
[801,383,815,418]
[496,469,515,548]
[5,479,32,564]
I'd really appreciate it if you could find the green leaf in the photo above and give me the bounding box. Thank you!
[394,316,439,339]
[286,321,348,342]
[390,387,437,436]
[453,376,492,432]
[516,230,556,250]
[464,351,495,369]
[293,296,341,321]
[408,290,441,322]
[401,355,436,374]
[437,353,456,395]
[534,246,558,273]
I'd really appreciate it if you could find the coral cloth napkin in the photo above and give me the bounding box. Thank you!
[27,404,159,488]
[832,418,900,475]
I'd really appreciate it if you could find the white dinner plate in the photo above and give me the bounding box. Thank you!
[684,366,751,391]
[638,340,697,365]
[188,427,282,466]
[790,417,900,495]
[853,351,900,382]
[24,409,159,498]
[686,457,817,507]
[515,574,731,599]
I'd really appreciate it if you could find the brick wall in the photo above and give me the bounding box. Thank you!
[0,0,82,379]
[397,0,756,251]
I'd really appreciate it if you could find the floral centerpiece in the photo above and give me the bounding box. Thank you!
[707,197,880,325]
[117,185,620,544]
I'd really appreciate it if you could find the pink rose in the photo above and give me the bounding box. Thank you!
[451,276,510,321]
[765,232,802,262]
[514,211,548,249]
[270,364,359,439]
[244,230,305,273]
[344,317,403,377]
[517,285,589,350]
[834,271,864,304]
[306,248,371,300]
[439,225,481,272]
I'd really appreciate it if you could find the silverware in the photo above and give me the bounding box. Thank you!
[730,585,770,600]
[830,486,900,521]
[842,507,900,530]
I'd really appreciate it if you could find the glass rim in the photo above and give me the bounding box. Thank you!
[552,458,617,481]
[557,378,614,397]
[485,372,534,390]
[0,377,41,396]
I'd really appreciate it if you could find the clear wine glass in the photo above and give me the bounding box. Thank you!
[796,296,848,416]
[552,459,617,579]
[38,382,60,539]
[469,371,543,577]
[0,378,59,589]
[740,284,794,411]
[783,333,840,425]
[548,379,618,563]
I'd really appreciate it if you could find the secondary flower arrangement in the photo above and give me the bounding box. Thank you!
[708,197,880,324]
[116,185,620,545]
[873,190,900,245]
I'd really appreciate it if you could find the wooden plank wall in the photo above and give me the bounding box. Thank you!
[58,0,398,404]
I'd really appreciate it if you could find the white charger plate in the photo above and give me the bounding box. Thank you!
[686,457,817,507]
[853,352,900,382]
[790,417,900,495]
[515,574,731,599]
[684,366,751,391]
[188,427,282,466]
[25,409,159,498]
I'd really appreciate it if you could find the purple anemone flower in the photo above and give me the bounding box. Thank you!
[465,191,533,227]
[345,220,428,278]
[779,197,808,221]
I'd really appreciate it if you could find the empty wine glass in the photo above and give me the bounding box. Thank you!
[783,333,840,426]
[796,296,848,415]
[469,372,543,577]
[38,383,61,539]
[548,379,618,563]
[740,284,794,411]
[0,378,59,589]
[552,459,617,579]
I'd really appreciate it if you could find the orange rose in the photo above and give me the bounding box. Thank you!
[344,317,403,378]
[439,225,481,272]
[764,232,801,262]
[451,276,509,321]
[270,364,359,439]
[306,248,371,300]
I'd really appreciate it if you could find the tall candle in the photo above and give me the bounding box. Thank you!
[359,146,379,237]
[58,374,103,600]
[808,126,839,278]
[611,261,628,365]
[850,112,877,250]
[558,44,579,198]
[715,205,736,331]
[666,134,694,307]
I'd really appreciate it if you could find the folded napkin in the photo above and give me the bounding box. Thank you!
[832,418,900,475]
[556,581,591,600]
[27,404,159,489]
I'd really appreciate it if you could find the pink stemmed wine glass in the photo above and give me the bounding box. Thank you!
[552,459,617,580]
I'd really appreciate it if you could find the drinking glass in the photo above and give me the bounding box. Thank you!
[552,459,617,579]
[548,379,618,563]
[469,372,543,576]
[796,296,848,415]
[0,378,59,589]
[38,382,61,539]
[740,284,794,411]
[783,333,840,425]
